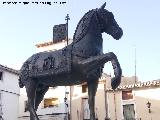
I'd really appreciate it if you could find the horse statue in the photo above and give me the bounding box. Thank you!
[19,2,123,120]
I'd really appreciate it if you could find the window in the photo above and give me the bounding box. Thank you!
[0,72,3,80]
[123,104,135,119]
[122,90,133,100]
[44,98,59,108]
[82,84,88,93]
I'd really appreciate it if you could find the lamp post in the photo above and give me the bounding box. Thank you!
[65,14,71,120]
[64,93,68,120]
[64,91,70,120]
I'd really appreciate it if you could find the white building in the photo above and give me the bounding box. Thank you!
[0,64,19,120]
[19,86,69,120]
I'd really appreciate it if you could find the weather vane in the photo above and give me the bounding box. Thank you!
[65,14,70,45]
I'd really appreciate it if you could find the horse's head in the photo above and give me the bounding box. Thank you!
[97,3,123,40]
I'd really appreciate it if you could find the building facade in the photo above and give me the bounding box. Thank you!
[19,86,69,120]
[71,75,160,120]
[0,64,19,120]
[70,75,138,120]
[70,73,110,120]
[106,79,160,120]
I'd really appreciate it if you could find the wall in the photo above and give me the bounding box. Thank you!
[37,41,66,52]
[0,70,19,120]
[107,91,123,120]
[19,86,68,119]
[71,85,85,120]
[71,82,106,120]
[95,83,106,120]
[36,39,72,52]
[107,85,160,120]
[1,92,19,120]
[0,70,19,95]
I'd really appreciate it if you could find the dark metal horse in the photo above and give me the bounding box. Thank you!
[19,3,123,120]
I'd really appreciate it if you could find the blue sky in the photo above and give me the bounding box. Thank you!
[0,0,160,81]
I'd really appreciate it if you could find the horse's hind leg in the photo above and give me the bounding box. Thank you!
[87,79,98,120]
[25,79,39,120]
[35,85,49,110]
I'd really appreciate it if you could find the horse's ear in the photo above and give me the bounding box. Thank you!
[100,2,106,9]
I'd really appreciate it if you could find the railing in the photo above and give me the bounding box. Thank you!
[121,118,142,120]
[18,114,68,120]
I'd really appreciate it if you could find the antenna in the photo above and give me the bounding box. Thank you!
[134,46,137,83]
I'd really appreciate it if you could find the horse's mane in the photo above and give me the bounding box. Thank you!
[73,9,96,43]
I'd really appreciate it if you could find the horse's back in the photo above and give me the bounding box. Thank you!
[19,47,72,85]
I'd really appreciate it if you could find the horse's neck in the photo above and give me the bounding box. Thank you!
[82,16,102,47]
[72,17,103,57]
[88,17,102,39]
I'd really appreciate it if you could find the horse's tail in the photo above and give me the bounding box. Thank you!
[18,77,24,88]
[18,61,29,88]
[18,55,33,88]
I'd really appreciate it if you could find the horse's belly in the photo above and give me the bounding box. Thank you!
[38,73,85,86]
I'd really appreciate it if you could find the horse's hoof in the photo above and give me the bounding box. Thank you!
[111,77,121,90]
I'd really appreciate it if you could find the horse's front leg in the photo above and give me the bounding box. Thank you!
[78,52,122,89]
[87,80,98,120]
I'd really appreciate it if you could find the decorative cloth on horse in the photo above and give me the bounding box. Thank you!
[21,47,71,79]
